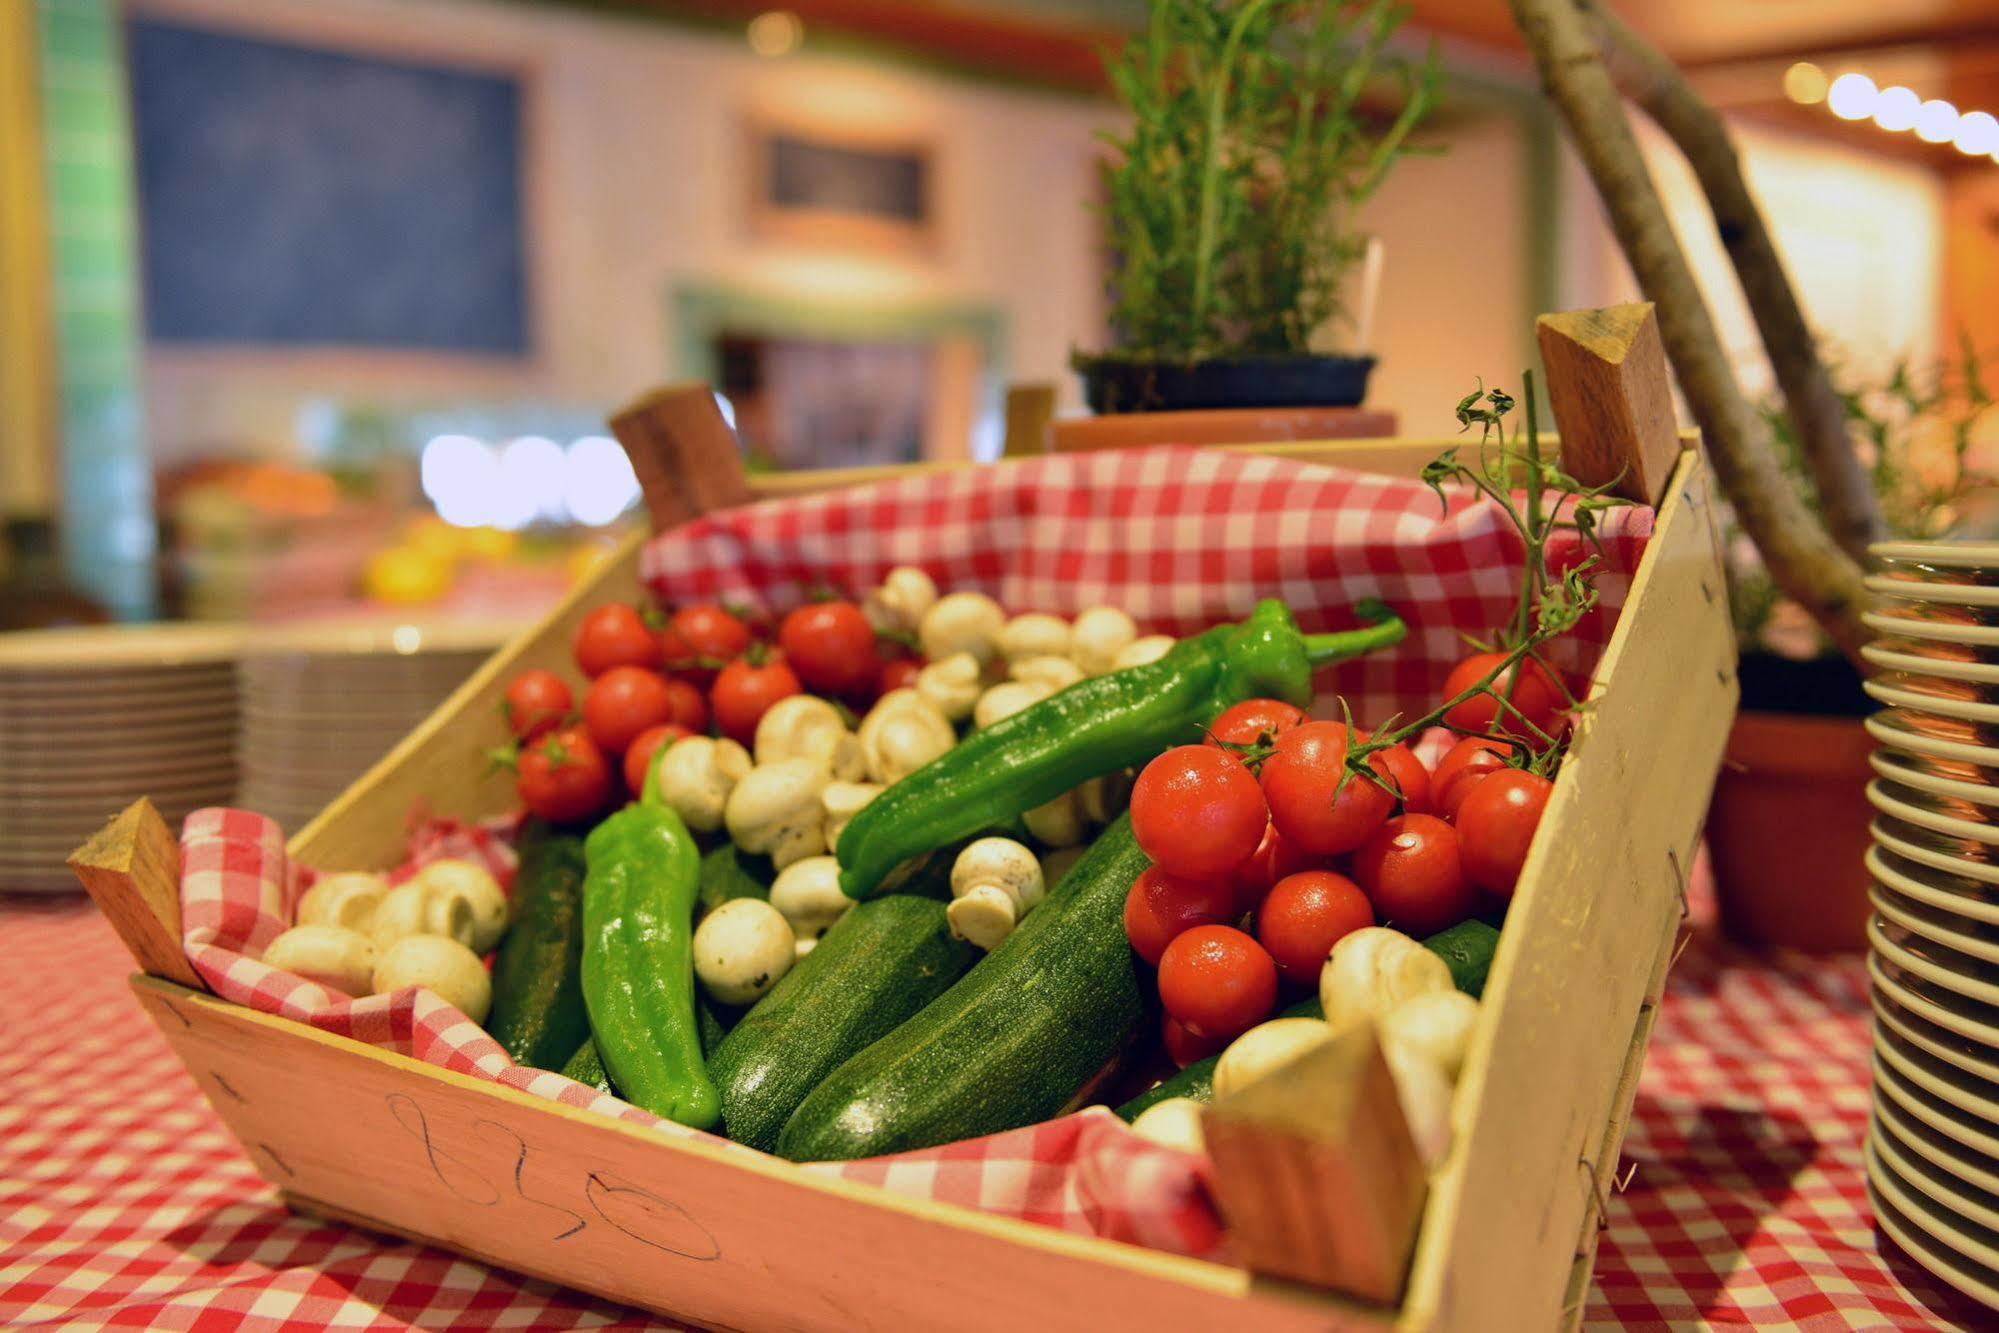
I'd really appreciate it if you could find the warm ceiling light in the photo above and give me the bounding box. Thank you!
[1873,86,1921,132]
[1783,62,1829,105]
[1954,110,1999,156]
[747,10,803,58]
[1826,73,1878,120]
[1914,99,1961,143]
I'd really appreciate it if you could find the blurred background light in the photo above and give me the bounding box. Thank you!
[1826,72,1877,120]
[747,10,802,58]
[1783,62,1828,105]
[1872,85,1921,132]
[563,436,640,526]
[1952,110,1999,155]
[1914,99,1960,144]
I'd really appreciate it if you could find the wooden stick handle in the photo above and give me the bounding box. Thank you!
[1537,302,1684,506]
[68,798,207,990]
[609,382,755,534]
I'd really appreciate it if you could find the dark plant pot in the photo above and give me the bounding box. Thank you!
[1706,653,1874,954]
[1076,353,1376,414]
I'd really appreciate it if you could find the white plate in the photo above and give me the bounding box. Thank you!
[1871,1127,1999,1232]
[1872,985,1999,1084]
[1873,887,1999,966]
[1874,1050,1999,1161]
[1872,819,1999,887]
[1874,541,1999,571]
[1867,1144,1999,1306]
[0,622,243,669]
[1869,846,1999,926]
[1875,1097,1999,1198]
[1869,781,1999,846]
[1873,917,1999,1007]
[1867,714,1999,768]
[1868,679,1999,725]
[1864,642,1999,684]
[1869,573,1999,608]
[1865,610,1999,647]
[1876,1027,1999,1127]
[1870,752,1999,811]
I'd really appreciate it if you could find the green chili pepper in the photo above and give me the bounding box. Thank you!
[581,800,720,1128]
[835,597,1403,899]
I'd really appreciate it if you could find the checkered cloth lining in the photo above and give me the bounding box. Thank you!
[8,886,1991,1329]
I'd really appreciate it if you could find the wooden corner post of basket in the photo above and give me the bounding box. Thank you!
[610,382,755,532]
[1538,301,1682,505]
[68,796,206,991]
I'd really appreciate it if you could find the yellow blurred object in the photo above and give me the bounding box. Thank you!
[404,515,465,566]
[457,525,518,562]
[364,545,454,605]
[566,542,617,585]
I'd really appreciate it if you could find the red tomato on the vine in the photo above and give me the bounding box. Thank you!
[1205,698,1308,756]
[573,604,660,678]
[1231,821,1313,914]
[502,669,572,742]
[663,604,752,685]
[1256,870,1374,987]
[1162,1014,1228,1068]
[1440,652,1564,740]
[779,600,877,695]
[1258,721,1395,856]
[1131,745,1269,880]
[659,676,707,732]
[1123,865,1239,966]
[1376,743,1432,815]
[711,650,802,744]
[1433,736,1519,822]
[582,666,677,755]
[622,723,692,797]
[1157,925,1278,1040]
[516,726,614,823]
[1456,769,1553,897]
[876,656,924,695]
[1350,814,1476,936]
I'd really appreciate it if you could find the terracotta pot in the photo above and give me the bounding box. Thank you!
[1707,710,1874,953]
[1051,405,1398,453]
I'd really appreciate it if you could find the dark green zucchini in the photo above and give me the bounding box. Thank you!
[699,844,774,914]
[710,894,979,1152]
[561,1038,617,1095]
[486,822,590,1069]
[777,814,1150,1162]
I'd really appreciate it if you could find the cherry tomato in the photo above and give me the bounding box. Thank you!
[1377,743,1432,815]
[876,656,924,695]
[1205,698,1308,756]
[1231,822,1313,914]
[660,676,708,733]
[1258,721,1394,856]
[502,669,572,742]
[573,604,660,678]
[1163,1013,1228,1068]
[1123,864,1239,966]
[711,650,802,744]
[1131,745,1269,880]
[1350,814,1476,936]
[1456,769,1553,897]
[622,722,692,797]
[663,604,753,685]
[1255,870,1375,987]
[1433,736,1519,822]
[1157,925,1279,1040]
[779,600,877,695]
[516,726,614,823]
[581,666,676,755]
[1440,652,1564,740]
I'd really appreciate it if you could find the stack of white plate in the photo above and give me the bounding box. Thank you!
[235,620,521,831]
[0,623,243,894]
[1860,540,1999,1311]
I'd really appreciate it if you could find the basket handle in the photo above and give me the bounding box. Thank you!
[68,797,207,990]
[1540,301,1683,506]
[610,382,755,533]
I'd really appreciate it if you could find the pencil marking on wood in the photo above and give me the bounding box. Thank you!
[211,1071,248,1104]
[257,1142,295,1178]
[156,999,192,1029]
[474,1118,587,1240]
[585,1170,722,1261]
[387,1093,500,1205]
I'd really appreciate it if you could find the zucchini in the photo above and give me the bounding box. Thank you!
[699,844,774,914]
[1114,919,1502,1121]
[777,814,1150,1161]
[486,822,591,1070]
[561,1037,617,1095]
[710,894,979,1152]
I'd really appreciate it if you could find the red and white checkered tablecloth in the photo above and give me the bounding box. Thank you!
[4,881,1989,1332]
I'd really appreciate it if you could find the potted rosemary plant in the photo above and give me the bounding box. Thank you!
[1070,0,1438,428]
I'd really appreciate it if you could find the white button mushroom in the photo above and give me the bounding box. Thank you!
[1319,927,1454,1030]
[946,836,1045,948]
[656,736,752,834]
[753,694,865,781]
[856,690,957,785]
[1212,1016,1335,1099]
[946,886,1021,952]
[998,613,1071,664]
[1383,1040,1456,1168]
[1010,654,1085,692]
[1113,634,1177,671]
[1130,1097,1207,1154]
[262,923,376,997]
[918,591,1006,666]
[821,780,884,852]
[724,759,832,870]
[1022,790,1087,848]
[1379,990,1482,1084]
[972,679,1052,730]
[693,898,795,1005]
[1070,606,1138,675]
[1038,844,1087,889]
[370,878,477,951]
[373,933,493,1022]
[413,858,510,953]
[768,855,853,942]
[295,872,388,933]
[1076,770,1133,825]
[865,565,938,635]
[915,652,983,723]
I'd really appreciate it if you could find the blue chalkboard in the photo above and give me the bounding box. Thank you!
[126,18,528,354]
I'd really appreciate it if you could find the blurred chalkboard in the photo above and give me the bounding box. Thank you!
[768,135,928,223]
[127,18,528,354]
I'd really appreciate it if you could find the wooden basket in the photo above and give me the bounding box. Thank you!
[72,306,1736,1332]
